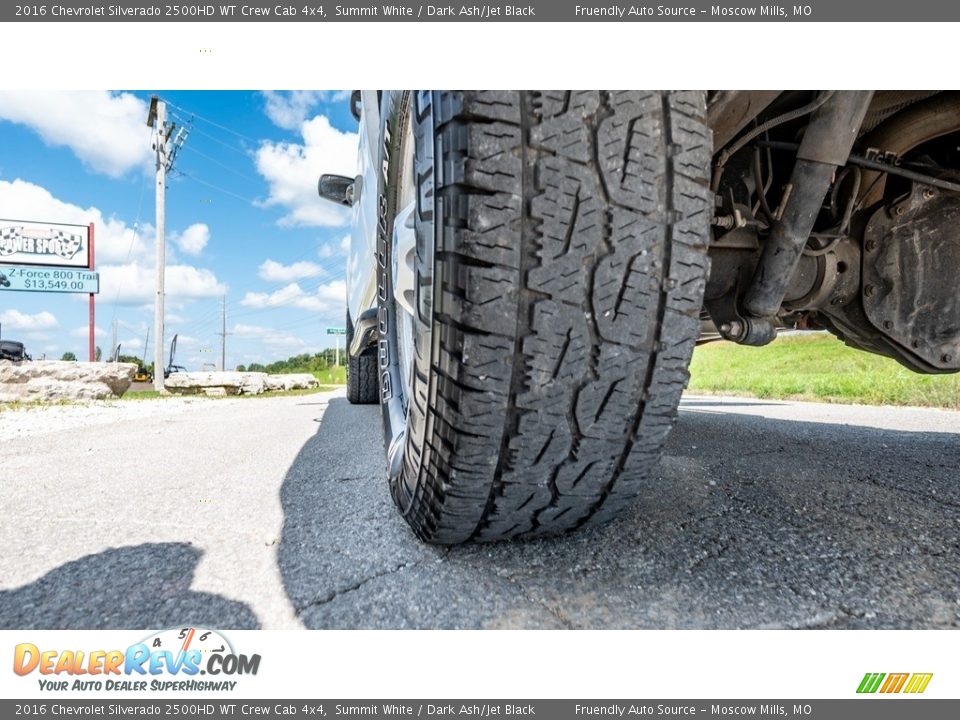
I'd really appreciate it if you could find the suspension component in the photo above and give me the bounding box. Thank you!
[742,91,874,322]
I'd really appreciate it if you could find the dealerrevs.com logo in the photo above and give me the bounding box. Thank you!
[13,627,260,692]
[857,672,933,694]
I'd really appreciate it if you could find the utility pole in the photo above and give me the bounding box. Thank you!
[217,295,231,371]
[146,97,188,389]
[141,326,150,367]
[111,319,118,361]
[148,96,167,391]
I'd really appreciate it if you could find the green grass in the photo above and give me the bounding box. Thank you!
[0,398,73,413]
[119,390,164,400]
[119,368,347,401]
[688,334,960,409]
[311,366,346,385]
[121,386,333,401]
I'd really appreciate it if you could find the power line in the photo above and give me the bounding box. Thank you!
[163,99,259,144]
[233,239,348,297]
[181,303,224,332]
[179,144,262,184]
[237,312,347,335]
[185,124,255,158]
[108,158,149,325]
[173,168,259,205]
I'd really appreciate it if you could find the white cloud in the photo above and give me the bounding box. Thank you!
[71,325,108,338]
[317,235,350,259]
[172,223,209,256]
[255,115,357,227]
[0,91,151,177]
[258,258,324,282]
[0,179,151,263]
[23,332,53,342]
[263,333,306,348]
[240,283,307,309]
[100,263,227,305]
[261,91,328,131]
[233,323,306,349]
[233,323,270,337]
[239,279,344,314]
[0,309,58,331]
[166,266,228,301]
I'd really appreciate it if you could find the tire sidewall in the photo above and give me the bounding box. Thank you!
[377,91,436,516]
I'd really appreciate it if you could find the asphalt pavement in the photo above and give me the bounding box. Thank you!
[1,390,957,629]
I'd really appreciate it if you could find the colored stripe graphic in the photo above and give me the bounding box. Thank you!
[857,673,885,693]
[880,673,909,693]
[904,673,933,694]
[857,672,932,694]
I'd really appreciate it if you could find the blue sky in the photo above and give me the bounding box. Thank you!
[0,90,357,369]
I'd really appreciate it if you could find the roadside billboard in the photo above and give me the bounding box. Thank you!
[0,219,91,269]
[0,220,97,361]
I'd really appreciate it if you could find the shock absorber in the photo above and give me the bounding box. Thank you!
[742,91,874,322]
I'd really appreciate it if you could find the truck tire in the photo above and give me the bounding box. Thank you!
[378,91,712,544]
[346,311,378,404]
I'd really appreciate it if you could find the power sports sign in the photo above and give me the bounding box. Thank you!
[0,219,90,268]
[0,218,98,362]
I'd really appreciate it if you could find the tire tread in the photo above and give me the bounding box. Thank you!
[398,91,711,543]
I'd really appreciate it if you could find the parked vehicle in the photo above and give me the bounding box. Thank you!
[319,91,960,544]
[0,340,31,362]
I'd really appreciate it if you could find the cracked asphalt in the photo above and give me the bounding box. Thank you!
[1,390,958,629]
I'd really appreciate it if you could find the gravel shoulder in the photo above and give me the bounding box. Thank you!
[0,396,238,439]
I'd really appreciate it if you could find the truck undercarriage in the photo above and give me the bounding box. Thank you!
[704,91,960,374]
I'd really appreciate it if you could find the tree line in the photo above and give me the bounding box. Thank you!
[237,349,341,374]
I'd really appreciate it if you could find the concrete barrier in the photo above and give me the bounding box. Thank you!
[0,361,137,402]
[165,371,319,396]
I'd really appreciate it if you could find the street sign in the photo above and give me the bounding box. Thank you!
[326,327,346,335]
[0,219,91,268]
[0,265,99,294]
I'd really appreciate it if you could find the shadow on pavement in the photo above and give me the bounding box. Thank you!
[279,397,960,630]
[0,543,260,629]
